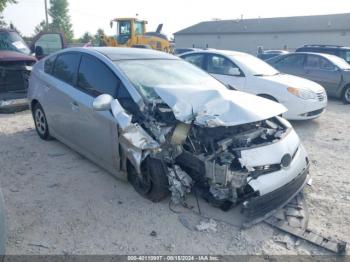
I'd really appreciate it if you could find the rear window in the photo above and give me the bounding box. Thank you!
[52,53,81,85]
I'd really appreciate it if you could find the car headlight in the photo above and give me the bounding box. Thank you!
[287,87,317,100]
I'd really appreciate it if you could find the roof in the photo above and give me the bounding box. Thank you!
[174,13,350,35]
[63,47,177,61]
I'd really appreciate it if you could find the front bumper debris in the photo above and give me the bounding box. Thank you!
[265,193,347,254]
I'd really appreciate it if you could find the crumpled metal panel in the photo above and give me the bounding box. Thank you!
[152,84,287,127]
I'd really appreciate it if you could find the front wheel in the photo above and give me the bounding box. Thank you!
[342,85,350,104]
[128,157,169,202]
[32,103,52,140]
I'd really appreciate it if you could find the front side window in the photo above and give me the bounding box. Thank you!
[305,55,336,71]
[182,54,205,69]
[207,55,240,75]
[78,55,118,97]
[44,55,56,74]
[52,53,80,85]
[35,33,63,56]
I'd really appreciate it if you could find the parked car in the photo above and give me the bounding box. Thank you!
[180,50,327,120]
[173,47,201,56]
[267,52,350,103]
[296,44,350,64]
[0,29,65,112]
[28,47,310,226]
[257,50,289,61]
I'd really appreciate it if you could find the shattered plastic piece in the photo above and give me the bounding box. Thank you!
[307,178,313,186]
[168,165,193,204]
[110,99,132,130]
[122,124,159,150]
[195,219,217,232]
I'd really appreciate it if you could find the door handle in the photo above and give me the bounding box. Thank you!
[71,101,79,111]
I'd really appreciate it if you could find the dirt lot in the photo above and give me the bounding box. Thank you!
[0,99,349,255]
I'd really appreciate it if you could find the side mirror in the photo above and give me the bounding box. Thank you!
[92,94,113,111]
[228,67,241,76]
[35,46,44,58]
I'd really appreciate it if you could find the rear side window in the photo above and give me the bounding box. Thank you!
[276,54,305,66]
[52,53,81,85]
[78,55,118,97]
[182,54,205,69]
[44,55,56,74]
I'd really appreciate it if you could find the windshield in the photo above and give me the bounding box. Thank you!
[0,31,31,55]
[115,59,227,102]
[232,53,279,76]
[327,54,350,69]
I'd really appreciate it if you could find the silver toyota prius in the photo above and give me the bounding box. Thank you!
[28,47,310,226]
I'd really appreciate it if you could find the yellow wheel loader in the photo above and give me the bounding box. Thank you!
[100,18,171,52]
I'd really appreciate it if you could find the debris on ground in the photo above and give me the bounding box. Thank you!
[195,219,218,233]
[150,230,157,237]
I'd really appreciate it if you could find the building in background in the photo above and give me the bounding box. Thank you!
[174,13,350,54]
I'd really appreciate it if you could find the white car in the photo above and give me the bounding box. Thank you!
[180,50,327,120]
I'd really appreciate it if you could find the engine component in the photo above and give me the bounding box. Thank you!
[167,165,193,204]
[171,123,191,145]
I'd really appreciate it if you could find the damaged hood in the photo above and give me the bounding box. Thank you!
[153,84,287,127]
[0,51,36,63]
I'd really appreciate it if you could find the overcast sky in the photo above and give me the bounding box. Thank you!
[3,0,350,38]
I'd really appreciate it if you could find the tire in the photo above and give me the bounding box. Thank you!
[258,94,279,102]
[128,157,170,202]
[342,85,350,104]
[32,103,52,140]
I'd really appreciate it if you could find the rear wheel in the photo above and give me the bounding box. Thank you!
[342,85,350,104]
[128,157,169,202]
[32,103,52,140]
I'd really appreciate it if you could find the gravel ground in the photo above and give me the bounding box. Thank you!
[0,99,349,255]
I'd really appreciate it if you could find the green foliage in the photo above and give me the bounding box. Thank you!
[80,31,93,43]
[49,0,73,41]
[34,20,50,35]
[0,0,16,26]
[0,0,16,13]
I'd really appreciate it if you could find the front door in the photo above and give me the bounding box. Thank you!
[303,54,342,96]
[70,54,120,171]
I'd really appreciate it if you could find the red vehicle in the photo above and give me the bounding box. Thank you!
[0,29,65,112]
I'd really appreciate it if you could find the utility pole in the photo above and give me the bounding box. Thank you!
[44,0,49,27]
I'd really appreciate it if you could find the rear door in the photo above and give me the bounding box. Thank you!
[205,54,246,89]
[303,54,342,95]
[70,54,120,170]
[42,52,81,143]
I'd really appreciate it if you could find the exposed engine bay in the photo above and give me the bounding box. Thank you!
[118,99,293,213]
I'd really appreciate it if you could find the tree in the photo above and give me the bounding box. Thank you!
[0,0,16,13]
[79,31,93,44]
[34,20,50,35]
[0,0,16,26]
[94,28,105,46]
[49,0,73,41]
